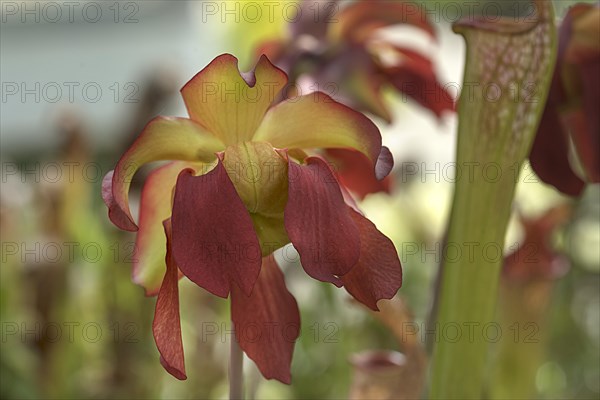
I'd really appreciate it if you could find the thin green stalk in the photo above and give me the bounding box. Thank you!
[429,2,557,398]
[229,323,244,400]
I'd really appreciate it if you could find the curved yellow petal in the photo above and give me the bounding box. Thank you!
[104,116,224,231]
[181,54,287,145]
[253,92,389,178]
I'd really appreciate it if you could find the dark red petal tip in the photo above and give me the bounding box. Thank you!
[384,53,455,119]
[284,157,361,286]
[171,162,261,298]
[231,255,300,384]
[159,356,186,381]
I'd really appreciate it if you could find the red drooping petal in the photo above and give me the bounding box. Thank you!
[152,219,186,380]
[378,45,455,119]
[390,46,436,72]
[325,148,392,200]
[534,3,599,187]
[231,255,300,384]
[567,58,600,183]
[171,161,262,298]
[332,0,437,44]
[340,209,402,311]
[384,62,455,119]
[284,157,360,286]
[530,104,585,196]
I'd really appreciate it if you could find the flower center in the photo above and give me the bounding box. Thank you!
[222,141,290,254]
[221,141,288,215]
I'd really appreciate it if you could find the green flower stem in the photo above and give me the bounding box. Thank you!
[229,323,244,400]
[429,1,557,398]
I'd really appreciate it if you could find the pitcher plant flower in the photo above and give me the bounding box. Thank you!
[102,54,402,383]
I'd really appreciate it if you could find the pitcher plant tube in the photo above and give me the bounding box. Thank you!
[430,1,558,398]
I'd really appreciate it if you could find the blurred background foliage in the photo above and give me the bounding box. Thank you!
[1,1,599,399]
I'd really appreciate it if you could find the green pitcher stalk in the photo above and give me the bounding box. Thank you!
[429,1,557,398]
